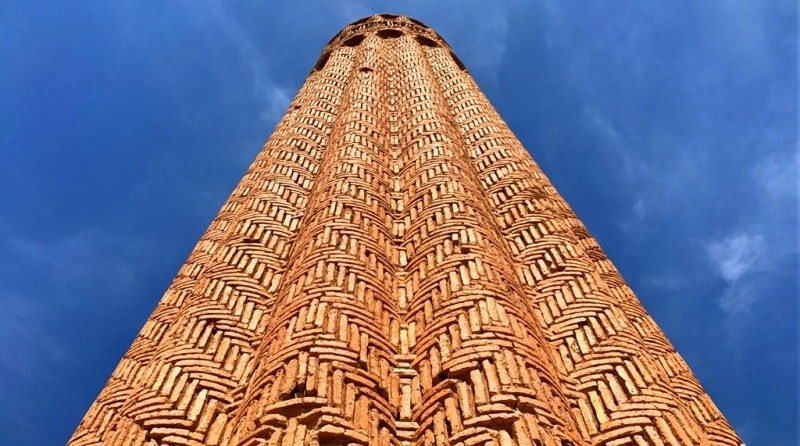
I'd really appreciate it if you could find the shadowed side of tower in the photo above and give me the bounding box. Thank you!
[69,14,743,446]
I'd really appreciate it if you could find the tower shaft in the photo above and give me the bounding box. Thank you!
[69,15,742,446]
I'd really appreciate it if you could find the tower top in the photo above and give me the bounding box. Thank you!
[315,14,464,73]
[328,14,442,47]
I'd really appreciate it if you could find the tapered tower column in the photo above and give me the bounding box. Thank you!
[70,14,743,446]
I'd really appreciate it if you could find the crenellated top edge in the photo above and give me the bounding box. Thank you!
[313,14,466,73]
[323,14,450,51]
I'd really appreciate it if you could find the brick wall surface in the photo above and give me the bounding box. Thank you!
[69,14,743,446]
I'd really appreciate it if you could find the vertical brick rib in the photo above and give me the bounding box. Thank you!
[68,45,354,446]
[398,35,587,446]
[228,33,399,446]
[426,45,743,445]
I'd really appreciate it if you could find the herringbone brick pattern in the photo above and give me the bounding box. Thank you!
[69,14,742,446]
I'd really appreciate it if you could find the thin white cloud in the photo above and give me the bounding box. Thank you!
[753,150,798,197]
[706,233,765,283]
[257,84,292,124]
[582,106,667,227]
[631,198,646,220]
[332,0,371,22]
[189,2,292,126]
[403,1,522,82]
[465,10,511,81]
[584,107,638,178]
[701,149,797,340]
[585,107,623,142]
[705,232,769,318]
[717,284,758,316]
[0,292,69,380]
[713,0,786,78]
[0,228,153,380]
[6,230,137,281]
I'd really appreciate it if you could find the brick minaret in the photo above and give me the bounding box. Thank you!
[69,15,742,446]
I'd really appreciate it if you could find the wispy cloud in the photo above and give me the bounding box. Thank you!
[705,149,796,317]
[0,226,157,444]
[5,230,139,282]
[706,233,766,283]
[0,292,67,378]
[189,2,292,125]
[256,84,292,124]
[583,107,653,184]
[753,150,798,198]
[331,0,371,22]
[0,228,153,379]
[705,232,766,315]
[462,9,512,81]
[704,147,797,320]
[404,1,523,82]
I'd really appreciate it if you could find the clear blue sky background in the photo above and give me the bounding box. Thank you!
[1,2,797,444]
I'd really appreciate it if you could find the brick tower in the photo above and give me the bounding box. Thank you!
[69,15,743,446]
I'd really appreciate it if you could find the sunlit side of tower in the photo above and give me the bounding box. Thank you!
[69,15,742,446]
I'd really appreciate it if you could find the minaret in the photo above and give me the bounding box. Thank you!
[69,15,742,446]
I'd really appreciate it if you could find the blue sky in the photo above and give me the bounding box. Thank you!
[1,2,796,444]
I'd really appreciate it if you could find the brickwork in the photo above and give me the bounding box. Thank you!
[70,14,743,446]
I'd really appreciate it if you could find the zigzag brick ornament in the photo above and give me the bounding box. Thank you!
[69,14,743,446]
